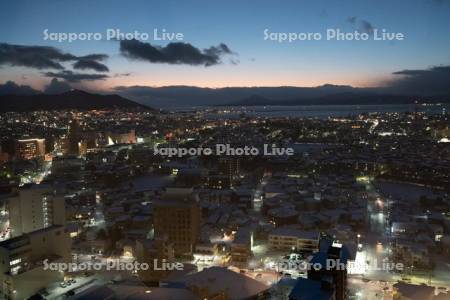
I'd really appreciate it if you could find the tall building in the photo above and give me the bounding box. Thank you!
[67,118,81,156]
[218,157,240,187]
[153,188,200,257]
[0,225,71,300]
[7,184,66,237]
[306,240,349,300]
[218,157,240,176]
[14,139,45,160]
[289,241,349,300]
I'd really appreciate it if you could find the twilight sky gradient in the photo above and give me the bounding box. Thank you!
[1,0,450,91]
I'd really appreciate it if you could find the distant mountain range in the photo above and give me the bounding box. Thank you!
[1,85,449,111]
[231,92,450,106]
[0,90,152,112]
[113,84,450,108]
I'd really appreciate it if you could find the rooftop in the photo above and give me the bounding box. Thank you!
[270,227,319,240]
[169,266,269,300]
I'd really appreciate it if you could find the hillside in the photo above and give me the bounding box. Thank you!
[0,90,152,112]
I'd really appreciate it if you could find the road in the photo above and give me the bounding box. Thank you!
[350,180,450,297]
[347,181,396,299]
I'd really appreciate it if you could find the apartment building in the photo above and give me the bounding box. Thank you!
[15,139,45,160]
[8,184,66,237]
[0,225,71,299]
[153,188,201,257]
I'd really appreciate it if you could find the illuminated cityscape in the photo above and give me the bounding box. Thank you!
[0,107,448,299]
[1,1,450,299]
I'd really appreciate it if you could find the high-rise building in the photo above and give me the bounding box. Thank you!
[218,157,240,187]
[7,184,66,237]
[0,225,71,300]
[153,188,200,257]
[15,139,45,160]
[306,240,348,300]
[67,118,81,156]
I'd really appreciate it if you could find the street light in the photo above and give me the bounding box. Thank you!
[357,234,363,251]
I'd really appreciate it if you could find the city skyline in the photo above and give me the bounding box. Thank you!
[0,2,449,299]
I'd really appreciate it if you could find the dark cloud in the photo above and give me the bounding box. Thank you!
[43,70,109,82]
[0,43,76,69]
[79,54,108,61]
[0,80,39,95]
[44,78,72,94]
[73,59,109,72]
[73,53,109,72]
[388,65,450,95]
[120,39,235,66]
[346,17,375,34]
[0,43,110,73]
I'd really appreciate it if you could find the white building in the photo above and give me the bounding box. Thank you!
[8,184,66,237]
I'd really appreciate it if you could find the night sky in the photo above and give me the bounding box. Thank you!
[1,0,450,92]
